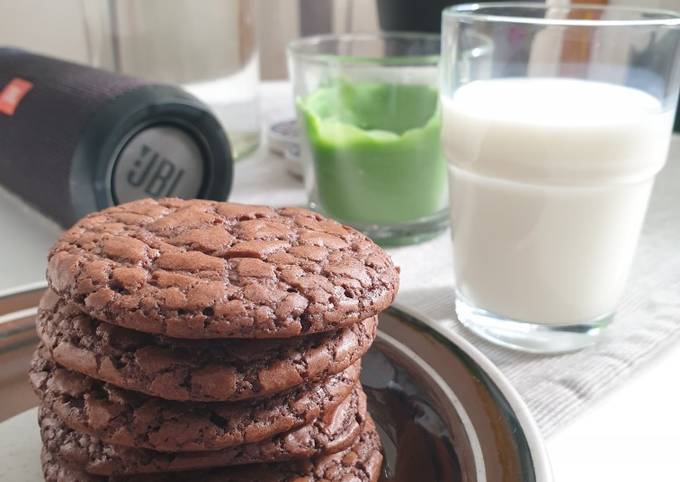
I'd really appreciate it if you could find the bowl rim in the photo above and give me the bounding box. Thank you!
[388,302,553,482]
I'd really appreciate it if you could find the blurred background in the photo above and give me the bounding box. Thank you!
[1,0,678,162]
[0,0,377,81]
[2,0,677,81]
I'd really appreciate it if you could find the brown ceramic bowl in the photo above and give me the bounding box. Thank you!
[0,285,551,481]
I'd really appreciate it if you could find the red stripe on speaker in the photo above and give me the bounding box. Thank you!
[0,77,33,116]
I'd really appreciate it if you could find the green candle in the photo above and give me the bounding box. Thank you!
[298,79,447,225]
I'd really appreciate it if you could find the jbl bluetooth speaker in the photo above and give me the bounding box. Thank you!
[0,48,233,227]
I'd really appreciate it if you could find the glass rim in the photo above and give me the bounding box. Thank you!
[443,2,680,27]
[287,32,440,66]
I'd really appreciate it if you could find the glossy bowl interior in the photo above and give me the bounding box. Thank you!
[367,306,550,482]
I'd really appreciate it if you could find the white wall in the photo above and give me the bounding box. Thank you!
[0,0,90,63]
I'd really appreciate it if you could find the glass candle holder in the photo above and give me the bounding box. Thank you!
[441,3,680,353]
[83,0,261,161]
[287,33,448,246]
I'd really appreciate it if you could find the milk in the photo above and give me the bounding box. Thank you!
[442,79,674,325]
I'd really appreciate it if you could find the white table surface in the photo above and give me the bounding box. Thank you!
[1,83,679,482]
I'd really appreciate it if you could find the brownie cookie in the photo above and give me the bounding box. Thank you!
[37,290,377,402]
[31,349,360,452]
[47,198,399,339]
[39,387,367,475]
[41,417,383,482]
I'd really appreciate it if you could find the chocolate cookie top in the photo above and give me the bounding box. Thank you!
[31,349,360,452]
[47,198,399,339]
[41,417,382,482]
[37,290,376,402]
[39,387,367,475]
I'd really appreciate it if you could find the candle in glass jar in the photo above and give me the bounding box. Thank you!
[298,79,447,225]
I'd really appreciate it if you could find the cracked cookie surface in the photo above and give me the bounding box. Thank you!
[37,290,377,402]
[41,416,382,482]
[31,349,360,452]
[47,198,399,339]
[39,386,367,475]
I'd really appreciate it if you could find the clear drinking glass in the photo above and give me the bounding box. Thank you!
[82,0,260,160]
[441,3,680,352]
[287,33,448,246]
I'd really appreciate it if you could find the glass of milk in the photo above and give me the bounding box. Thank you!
[441,3,680,353]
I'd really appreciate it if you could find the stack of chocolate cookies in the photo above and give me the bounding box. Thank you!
[30,198,399,481]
